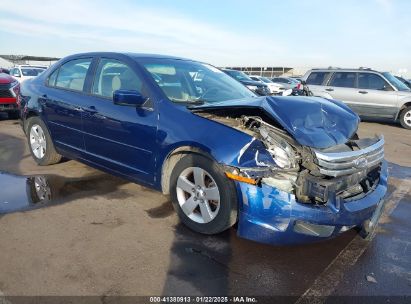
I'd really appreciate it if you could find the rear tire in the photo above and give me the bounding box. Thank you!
[170,154,238,235]
[399,106,411,129]
[26,117,62,166]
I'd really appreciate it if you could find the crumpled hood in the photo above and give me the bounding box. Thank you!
[191,96,360,149]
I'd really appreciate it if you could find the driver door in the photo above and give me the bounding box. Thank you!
[82,57,158,185]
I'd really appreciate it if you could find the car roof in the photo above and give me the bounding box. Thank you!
[62,52,191,61]
[308,68,383,73]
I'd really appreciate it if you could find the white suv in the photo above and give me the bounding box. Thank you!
[10,65,47,83]
[303,68,411,129]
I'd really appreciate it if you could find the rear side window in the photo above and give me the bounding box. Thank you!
[306,72,330,85]
[358,73,388,90]
[92,58,143,99]
[329,72,356,88]
[55,58,92,92]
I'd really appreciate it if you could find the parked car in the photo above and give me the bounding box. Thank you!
[0,68,10,74]
[0,72,20,119]
[271,77,300,89]
[303,68,411,129]
[222,69,270,96]
[20,52,387,245]
[10,65,47,83]
[396,76,411,89]
[248,75,285,95]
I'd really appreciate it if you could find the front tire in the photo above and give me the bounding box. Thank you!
[26,117,62,166]
[170,154,238,235]
[399,106,411,129]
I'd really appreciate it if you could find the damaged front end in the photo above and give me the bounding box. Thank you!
[194,107,388,244]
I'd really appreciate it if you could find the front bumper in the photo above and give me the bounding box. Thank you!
[236,161,388,245]
[0,99,18,112]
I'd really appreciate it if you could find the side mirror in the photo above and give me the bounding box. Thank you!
[301,80,307,85]
[113,89,148,107]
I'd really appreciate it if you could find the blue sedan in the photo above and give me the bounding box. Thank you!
[20,52,387,245]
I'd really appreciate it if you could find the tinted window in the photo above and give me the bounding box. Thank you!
[273,78,288,83]
[329,72,356,88]
[55,58,92,92]
[306,72,330,85]
[358,73,388,90]
[21,68,44,76]
[92,59,142,99]
[11,68,21,77]
[47,69,59,86]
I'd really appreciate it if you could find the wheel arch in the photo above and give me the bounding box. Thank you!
[396,100,411,120]
[160,145,216,195]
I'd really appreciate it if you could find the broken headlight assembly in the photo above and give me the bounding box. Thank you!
[242,116,299,171]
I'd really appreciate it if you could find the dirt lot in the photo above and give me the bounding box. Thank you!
[0,114,410,302]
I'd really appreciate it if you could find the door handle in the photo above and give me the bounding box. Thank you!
[358,91,368,94]
[325,88,334,92]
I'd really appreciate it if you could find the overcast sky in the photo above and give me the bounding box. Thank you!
[0,0,409,76]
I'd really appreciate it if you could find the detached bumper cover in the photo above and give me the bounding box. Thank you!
[236,161,388,245]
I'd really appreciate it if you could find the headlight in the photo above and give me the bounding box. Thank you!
[260,127,298,169]
[267,143,296,169]
[246,85,258,91]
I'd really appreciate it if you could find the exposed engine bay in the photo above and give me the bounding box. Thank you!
[194,108,384,205]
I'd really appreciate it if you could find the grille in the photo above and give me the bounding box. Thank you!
[0,89,13,98]
[313,136,384,177]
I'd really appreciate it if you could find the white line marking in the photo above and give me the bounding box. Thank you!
[295,180,409,304]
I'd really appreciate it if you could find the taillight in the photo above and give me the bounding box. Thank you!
[297,83,301,90]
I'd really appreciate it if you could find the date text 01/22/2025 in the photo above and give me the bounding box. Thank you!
[149,296,258,303]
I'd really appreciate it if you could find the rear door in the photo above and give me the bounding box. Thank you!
[41,57,92,154]
[81,57,158,184]
[354,72,398,118]
[325,72,363,114]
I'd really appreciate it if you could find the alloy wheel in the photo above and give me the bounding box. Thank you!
[30,124,47,159]
[404,110,411,127]
[176,167,221,224]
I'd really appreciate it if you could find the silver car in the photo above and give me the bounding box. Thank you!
[303,68,411,129]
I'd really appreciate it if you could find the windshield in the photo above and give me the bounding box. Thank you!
[21,68,46,76]
[224,69,253,82]
[260,77,273,83]
[142,60,256,104]
[382,72,410,91]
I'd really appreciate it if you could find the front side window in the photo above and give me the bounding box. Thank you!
[142,60,256,104]
[305,72,335,86]
[55,58,92,92]
[329,72,356,88]
[358,73,388,90]
[92,59,142,99]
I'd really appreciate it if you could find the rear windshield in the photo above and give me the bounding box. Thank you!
[21,68,45,76]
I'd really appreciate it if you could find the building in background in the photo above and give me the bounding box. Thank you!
[0,55,60,69]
